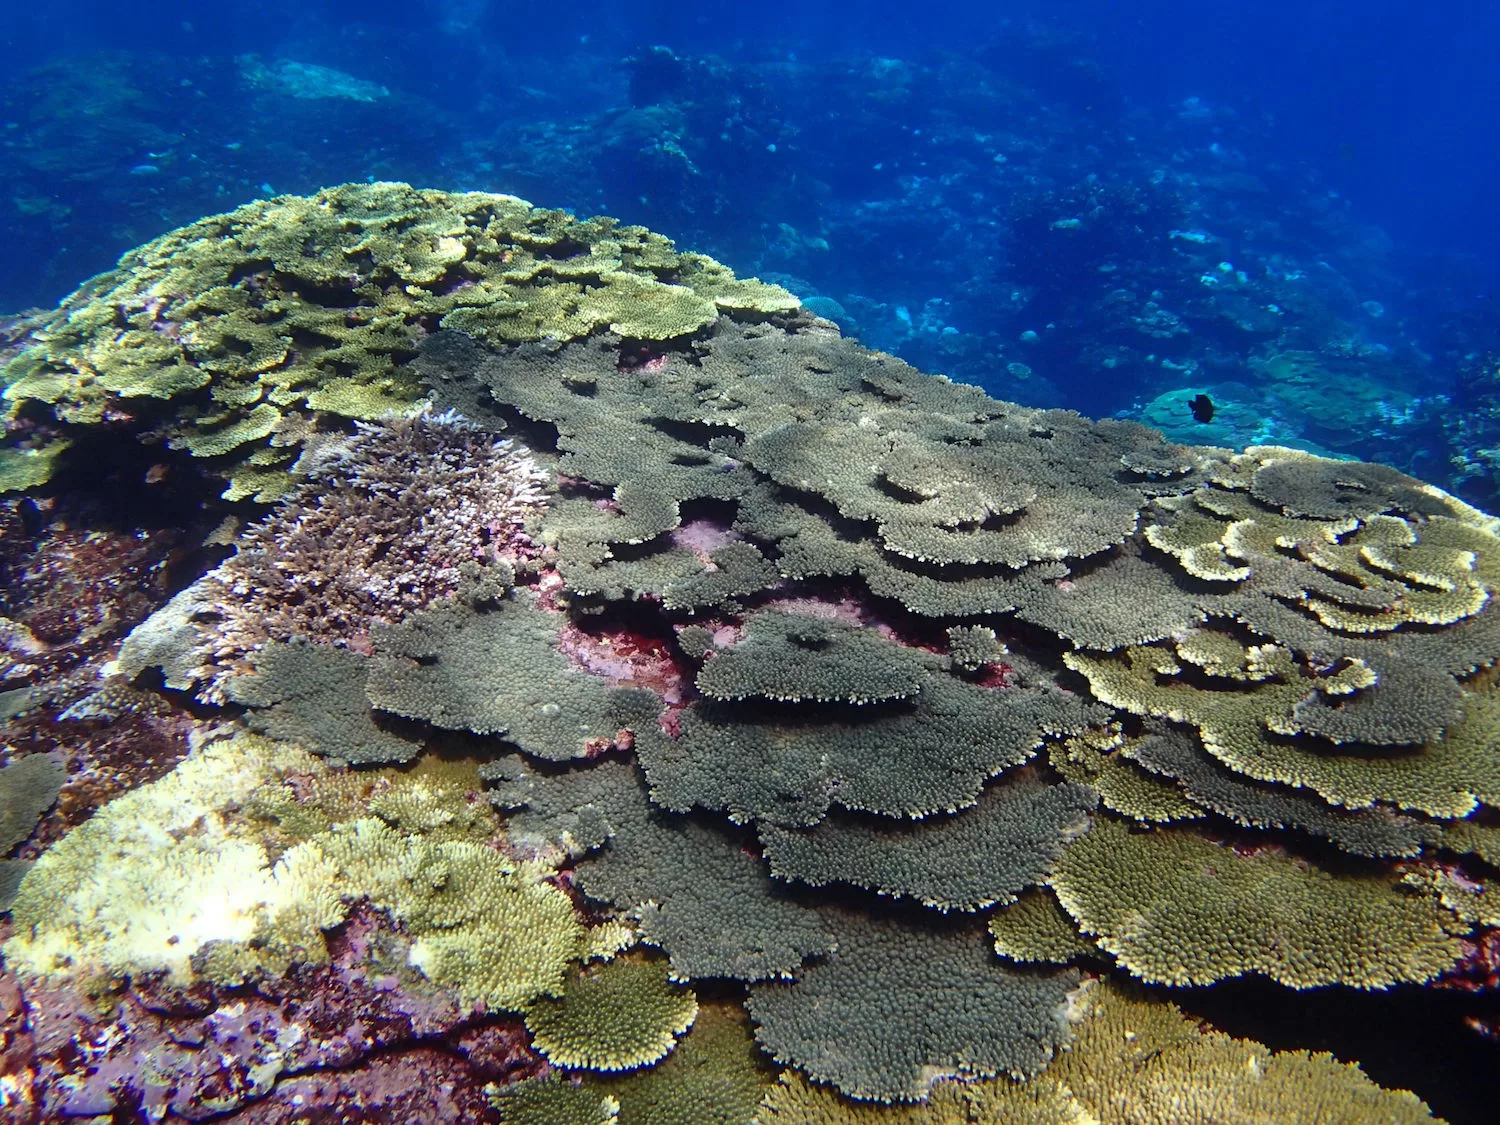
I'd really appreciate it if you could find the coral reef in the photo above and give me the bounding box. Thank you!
[3,190,1494,1121]
[0,181,793,499]
[524,956,697,1072]
[755,980,1442,1124]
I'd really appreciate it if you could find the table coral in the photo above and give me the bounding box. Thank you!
[756,980,1442,1124]
[367,588,665,762]
[227,639,427,765]
[1049,817,1468,989]
[489,756,837,982]
[0,183,795,499]
[524,956,697,1072]
[0,752,63,856]
[757,771,1096,911]
[747,907,1077,1103]
[6,189,1494,1120]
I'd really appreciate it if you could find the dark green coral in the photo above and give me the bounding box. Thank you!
[747,907,1076,1102]
[758,772,1096,910]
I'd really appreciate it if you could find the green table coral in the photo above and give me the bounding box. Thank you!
[0,182,796,499]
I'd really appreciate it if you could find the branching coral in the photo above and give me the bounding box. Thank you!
[197,410,545,694]
[4,734,343,984]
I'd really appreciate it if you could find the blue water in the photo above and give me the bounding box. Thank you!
[3,0,1498,494]
[5,1,1496,274]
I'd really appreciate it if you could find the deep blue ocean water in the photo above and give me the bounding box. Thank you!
[2,0,1499,496]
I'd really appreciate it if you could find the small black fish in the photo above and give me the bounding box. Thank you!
[1188,393,1215,423]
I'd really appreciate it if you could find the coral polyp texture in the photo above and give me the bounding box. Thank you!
[2,187,1495,1121]
[0,181,795,499]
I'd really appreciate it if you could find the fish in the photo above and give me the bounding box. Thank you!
[1188,393,1215,423]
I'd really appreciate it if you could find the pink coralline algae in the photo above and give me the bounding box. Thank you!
[555,617,690,704]
[193,411,549,696]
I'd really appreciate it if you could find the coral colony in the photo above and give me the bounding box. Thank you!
[0,183,1496,1121]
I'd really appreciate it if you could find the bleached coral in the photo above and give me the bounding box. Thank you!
[4,734,343,984]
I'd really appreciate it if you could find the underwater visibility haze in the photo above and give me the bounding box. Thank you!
[1,2,1499,1122]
